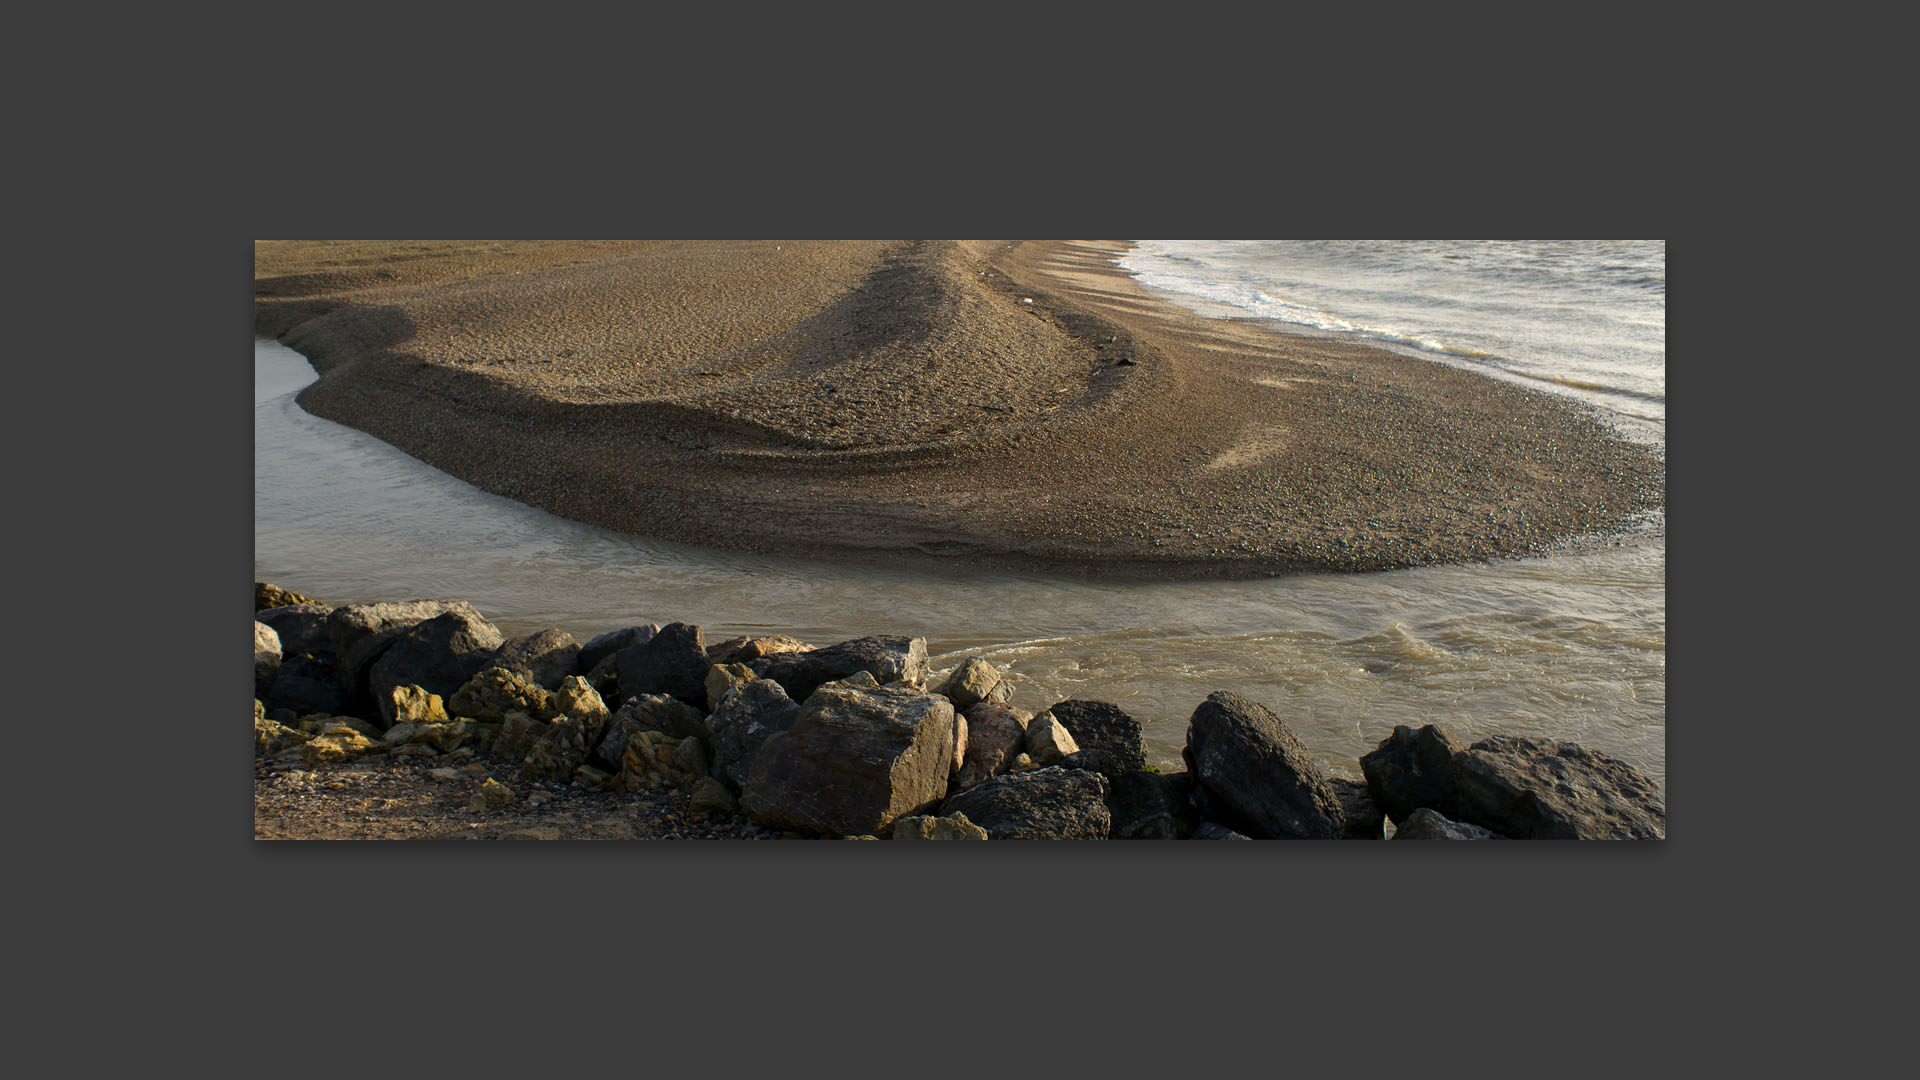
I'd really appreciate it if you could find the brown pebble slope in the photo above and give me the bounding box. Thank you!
[255,239,1664,578]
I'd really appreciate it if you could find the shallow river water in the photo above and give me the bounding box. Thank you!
[255,330,1665,789]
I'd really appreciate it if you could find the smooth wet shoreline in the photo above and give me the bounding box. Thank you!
[255,240,1665,580]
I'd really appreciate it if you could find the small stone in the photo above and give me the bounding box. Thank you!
[468,778,515,810]
[501,827,561,840]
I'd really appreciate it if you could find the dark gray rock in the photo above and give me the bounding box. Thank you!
[579,623,659,675]
[255,603,333,657]
[708,679,803,793]
[1394,807,1502,840]
[490,628,580,691]
[1329,777,1385,839]
[590,694,712,771]
[1448,735,1665,839]
[938,766,1111,840]
[1360,723,1469,824]
[1107,769,1199,840]
[758,635,930,703]
[740,683,955,837]
[262,653,348,717]
[614,622,709,710]
[1192,821,1253,840]
[367,610,507,728]
[1059,747,1129,780]
[1046,700,1148,774]
[1183,691,1344,839]
[327,600,493,718]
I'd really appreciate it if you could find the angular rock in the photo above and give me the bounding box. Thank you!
[1025,713,1080,766]
[618,693,712,743]
[1183,691,1345,839]
[468,778,516,810]
[707,679,803,792]
[578,623,660,675]
[255,603,333,657]
[255,621,283,682]
[256,581,318,612]
[492,710,548,762]
[706,662,756,713]
[1329,777,1386,840]
[368,610,506,725]
[893,812,990,840]
[489,628,580,690]
[255,713,308,755]
[327,600,493,706]
[386,684,449,727]
[1107,769,1199,840]
[1045,700,1148,775]
[937,657,1008,711]
[758,635,930,704]
[1360,723,1469,824]
[1447,735,1665,839]
[1394,807,1502,840]
[706,634,813,665]
[689,776,736,815]
[522,714,590,780]
[261,653,348,717]
[301,725,377,765]
[740,683,954,837]
[953,702,1031,790]
[938,766,1110,839]
[615,621,709,710]
[553,676,612,750]
[449,666,557,724]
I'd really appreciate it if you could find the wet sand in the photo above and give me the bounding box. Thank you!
[254,240,1664,578]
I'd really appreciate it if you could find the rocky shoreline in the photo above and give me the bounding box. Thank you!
[254,583,1665,840]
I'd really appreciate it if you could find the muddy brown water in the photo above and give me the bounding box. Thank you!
[256,338,1665,790]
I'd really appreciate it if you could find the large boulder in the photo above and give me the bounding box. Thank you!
[1106,769,1199,840]
[1394,808,1502,840]
[1045,700,1148,774]
[255,603,332,657]
[615,622,709,710]
[260,653,348,717]
[489,628,580,690]
[590,694,712,773]
[578,623,660,676]
[757,635,930,703]
[522,714,591,780]
[328,600,497,717]
[369,610,507,727]
[707,679,803,793]
[937,657,1009,711]
[740,683,955,837]
[448,666,556,724]
[1447,736,1665,839]
[254,621,282,682]
[1360,723,1469,825]
[953,702,1031,790]
[1183,691,1345,839]
[938,766,1111,839]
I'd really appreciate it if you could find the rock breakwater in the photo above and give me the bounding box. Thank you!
[255,584,1664,840]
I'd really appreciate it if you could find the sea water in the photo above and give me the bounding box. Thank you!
[254,241,1665,791]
